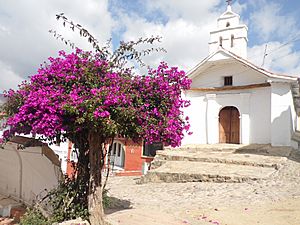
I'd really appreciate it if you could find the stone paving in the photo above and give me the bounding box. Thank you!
[105,144,300,225]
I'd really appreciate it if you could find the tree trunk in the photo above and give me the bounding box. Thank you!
[88,186,104,225]
[88,131,105,225]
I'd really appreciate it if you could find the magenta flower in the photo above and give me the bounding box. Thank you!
[1,49,191,148]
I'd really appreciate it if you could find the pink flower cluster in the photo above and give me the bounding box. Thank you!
[2,49,191,147]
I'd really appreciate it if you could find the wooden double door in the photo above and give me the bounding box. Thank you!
[219,106,240,144]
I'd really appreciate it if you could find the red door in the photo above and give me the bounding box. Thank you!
[219,106,240,144]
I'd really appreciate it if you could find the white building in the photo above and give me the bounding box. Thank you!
[49,142,70,174]
[183,4,300,148]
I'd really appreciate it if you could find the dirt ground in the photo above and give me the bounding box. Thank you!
[105,153,300,225]
[105,198,300,225]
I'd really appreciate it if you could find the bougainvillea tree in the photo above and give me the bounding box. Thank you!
[1,47,191,224]
[0,13,192,225]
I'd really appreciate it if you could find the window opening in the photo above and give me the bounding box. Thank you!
[117,143,121,157]
[231,35,234,47]
[113,142,116,155]
[143,142,163,157]
[224,76,233,86]
[70,148,78,162]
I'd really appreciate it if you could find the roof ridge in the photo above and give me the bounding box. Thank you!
[188,47,298,81]
[223,48,299,79]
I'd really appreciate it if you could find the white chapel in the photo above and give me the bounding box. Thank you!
[183,4,300,148]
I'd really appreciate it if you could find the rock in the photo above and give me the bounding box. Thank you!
[0,217,15,225]
[53,218,90,225]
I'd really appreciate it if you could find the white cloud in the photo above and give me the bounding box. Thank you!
[248,42,300,76]
[113,0,254,73]
[0,0,299,92]
[232,1,247,15]
[249,1,298,41]
[0,0,115,92]
[246,1,300,77]
[0,61,24,92]
[145,0,222,25]
[114,1,231,72]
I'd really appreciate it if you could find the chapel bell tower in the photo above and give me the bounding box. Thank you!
[209,2,248,58]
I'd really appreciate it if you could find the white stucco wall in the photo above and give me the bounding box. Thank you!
[49,142,69,174]
[249,87,271,143]
[191,62,267,88]
[218,16,239,28]
[183,86,271,145]
[209,26,248,58]
[270,82,296,146]
[0,143,60,204]
[183,92,207,144]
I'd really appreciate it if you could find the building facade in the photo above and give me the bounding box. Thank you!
[182,5,299,148]
[65,139,160,177]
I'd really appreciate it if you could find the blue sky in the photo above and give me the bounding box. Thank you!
[0,0,300,92]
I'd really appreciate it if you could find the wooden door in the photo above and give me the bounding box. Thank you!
[219,106,240,144]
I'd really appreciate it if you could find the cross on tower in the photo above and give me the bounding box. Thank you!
[226,0,232,5]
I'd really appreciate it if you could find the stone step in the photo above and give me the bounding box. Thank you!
[141,161,277,183]
[142,144,292,184]
[152,147,287,170]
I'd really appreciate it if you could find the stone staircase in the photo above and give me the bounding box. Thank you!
[139,144,291,183]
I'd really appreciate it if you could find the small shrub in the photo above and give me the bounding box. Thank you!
[20,177,111,224]
[20,208,50,225]
[102,188,111,209]
[48,177,89,222]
